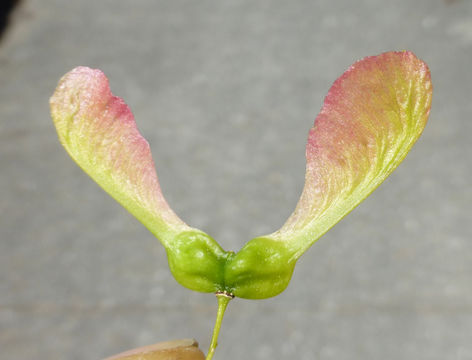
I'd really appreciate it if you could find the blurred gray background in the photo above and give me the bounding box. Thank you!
[1,1,471,359]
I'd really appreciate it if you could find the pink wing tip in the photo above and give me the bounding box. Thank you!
[305,49,432,171]
[67,66,106,80]
[57,66,108,89]
[50,66,110,106]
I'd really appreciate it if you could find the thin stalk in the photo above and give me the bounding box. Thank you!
[206,292,233,360]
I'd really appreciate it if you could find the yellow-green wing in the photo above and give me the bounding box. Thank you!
[50,67,192,246]
[265,51,432,259]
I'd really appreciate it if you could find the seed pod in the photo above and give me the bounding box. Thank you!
[50,51,432,300]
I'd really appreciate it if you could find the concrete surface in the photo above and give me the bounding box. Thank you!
[1,0,471,359]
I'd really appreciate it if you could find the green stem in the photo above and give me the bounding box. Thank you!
[206,292,233,360]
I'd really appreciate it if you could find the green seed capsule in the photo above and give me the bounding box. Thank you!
[166,233,296,299]
[166,231,228,293]
[224,237,296,299]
